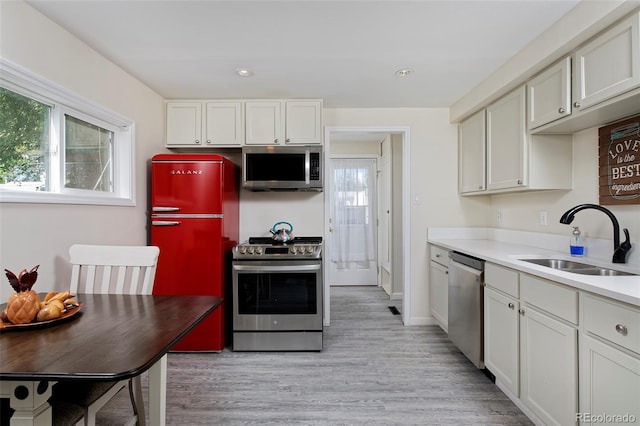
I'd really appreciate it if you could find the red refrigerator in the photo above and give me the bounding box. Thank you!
[150,154,238,351]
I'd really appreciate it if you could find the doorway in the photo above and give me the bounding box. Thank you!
[329,156,378,286]
[323,126,410,326]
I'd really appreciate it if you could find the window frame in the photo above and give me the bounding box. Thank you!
[0,59,135,206]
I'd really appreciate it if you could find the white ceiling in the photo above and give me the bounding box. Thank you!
[26,0,581,108]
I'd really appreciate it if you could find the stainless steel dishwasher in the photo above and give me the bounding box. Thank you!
[448,251,485,369]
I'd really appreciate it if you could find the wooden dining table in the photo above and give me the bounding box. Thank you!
[0,293,222,426]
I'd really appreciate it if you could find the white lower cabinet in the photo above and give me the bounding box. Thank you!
[484,264,579,425]
[484,287,519,396]
[579,335,640,425]
[520,305,578,426]
[579,294,640,425]
[429,245,449,332]
[430,261,448,332]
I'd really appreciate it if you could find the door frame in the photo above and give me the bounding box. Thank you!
[323,126,411,326]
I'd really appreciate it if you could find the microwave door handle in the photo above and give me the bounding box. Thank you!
[305,151,310,184]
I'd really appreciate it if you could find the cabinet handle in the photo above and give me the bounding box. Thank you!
[286,138,291,143]
[195,139,201,144]
[518,308,525,316]
[274,139,279,144]
[517,180,523,185]
[573,101,580,108]
[508,303,515,309]
[558,107,565,114]
[435,254,441,258]
[615,324,628,336]
[479,185,483,190]
[206,139,212,144]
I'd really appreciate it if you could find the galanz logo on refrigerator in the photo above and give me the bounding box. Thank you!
[170,169,203,175]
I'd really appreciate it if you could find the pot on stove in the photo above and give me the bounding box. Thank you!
[270,221,294,243]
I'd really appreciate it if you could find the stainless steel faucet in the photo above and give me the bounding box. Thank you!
[559,203,632,263]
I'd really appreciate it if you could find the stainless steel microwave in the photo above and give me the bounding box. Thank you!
[242,146,323,191]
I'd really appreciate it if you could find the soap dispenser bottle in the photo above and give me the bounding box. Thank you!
[570,226,585,256]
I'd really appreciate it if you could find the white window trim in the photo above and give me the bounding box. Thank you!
[0,58,136,206]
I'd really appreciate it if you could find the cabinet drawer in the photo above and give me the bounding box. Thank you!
[584,294,640,354]
[521,274,578,324]
[485,263,519,298]
[430,245,450,267]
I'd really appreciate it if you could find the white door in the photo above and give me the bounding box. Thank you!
[329,157,378,286]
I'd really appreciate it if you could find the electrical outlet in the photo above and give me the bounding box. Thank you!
[497,211,503,225]
[539,211,548,226]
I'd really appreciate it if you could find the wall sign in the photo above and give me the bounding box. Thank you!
[599,114,640,205]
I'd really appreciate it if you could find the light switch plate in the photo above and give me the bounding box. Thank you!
[539,211,548,226]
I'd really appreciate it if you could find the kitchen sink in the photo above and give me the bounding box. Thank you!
[567,267,635,276]
[519,258,637,276]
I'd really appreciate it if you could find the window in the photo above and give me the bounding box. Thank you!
[0,59,135,206]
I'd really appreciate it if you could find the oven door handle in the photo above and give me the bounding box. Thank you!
[233,264,321,272]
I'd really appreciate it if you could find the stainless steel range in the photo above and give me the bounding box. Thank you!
[232,237,323,351]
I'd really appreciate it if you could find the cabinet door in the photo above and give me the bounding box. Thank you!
[166,101,202,146]
[458,109,486,193]
[429,261,448,332]
[579,335,640,425]
[528,57,571,129]
[486,87,527,191]
[245,100,284,145]
[204,101,243,146]
[574,12,640,110]
[484,287,519,396]
[520,306,577,426]
[285,100,322,144]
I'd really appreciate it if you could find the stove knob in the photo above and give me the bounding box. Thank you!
[290,247,297,255]
[256,247,263,255]
[248,247,255,254]
[239,246,247,255]
[307,246,315,254]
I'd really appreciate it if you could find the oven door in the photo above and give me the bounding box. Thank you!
[232,259,323,331]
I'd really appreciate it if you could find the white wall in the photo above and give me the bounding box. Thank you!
[0,1,166,302]
[324,108,487,324]
[489,128,640,250]
[239,191,324,241]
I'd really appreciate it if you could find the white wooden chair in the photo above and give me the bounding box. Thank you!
[50,244,160,426]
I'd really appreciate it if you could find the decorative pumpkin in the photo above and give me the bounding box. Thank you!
[4,265,40,324]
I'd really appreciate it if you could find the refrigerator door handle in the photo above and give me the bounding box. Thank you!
[152,206,181,212]
[152,220,182,226]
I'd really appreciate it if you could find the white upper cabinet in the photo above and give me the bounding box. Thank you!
[486,87,527,191]
[166,100,243,147]
[166,101,202,146]
[244,100,283,145]
[458,86,573,195]
[527,57,572,130]
[245,100,322,145]
[166,99,322,147]
[458,109,486,194]
[204,101,243,146]
[573,12,640,111]
[286,100,323,144]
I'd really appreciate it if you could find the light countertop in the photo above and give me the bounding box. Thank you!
[428,229,640,307]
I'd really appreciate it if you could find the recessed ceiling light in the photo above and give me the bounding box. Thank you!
[235,69,253,77]
[395,68,414,77]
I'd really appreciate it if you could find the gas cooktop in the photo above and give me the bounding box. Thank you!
[248,237,322,245]
[233,236,323,259]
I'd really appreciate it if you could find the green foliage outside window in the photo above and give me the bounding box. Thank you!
[0,87,49,187]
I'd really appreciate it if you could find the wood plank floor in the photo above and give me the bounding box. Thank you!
[96,286,532,425]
